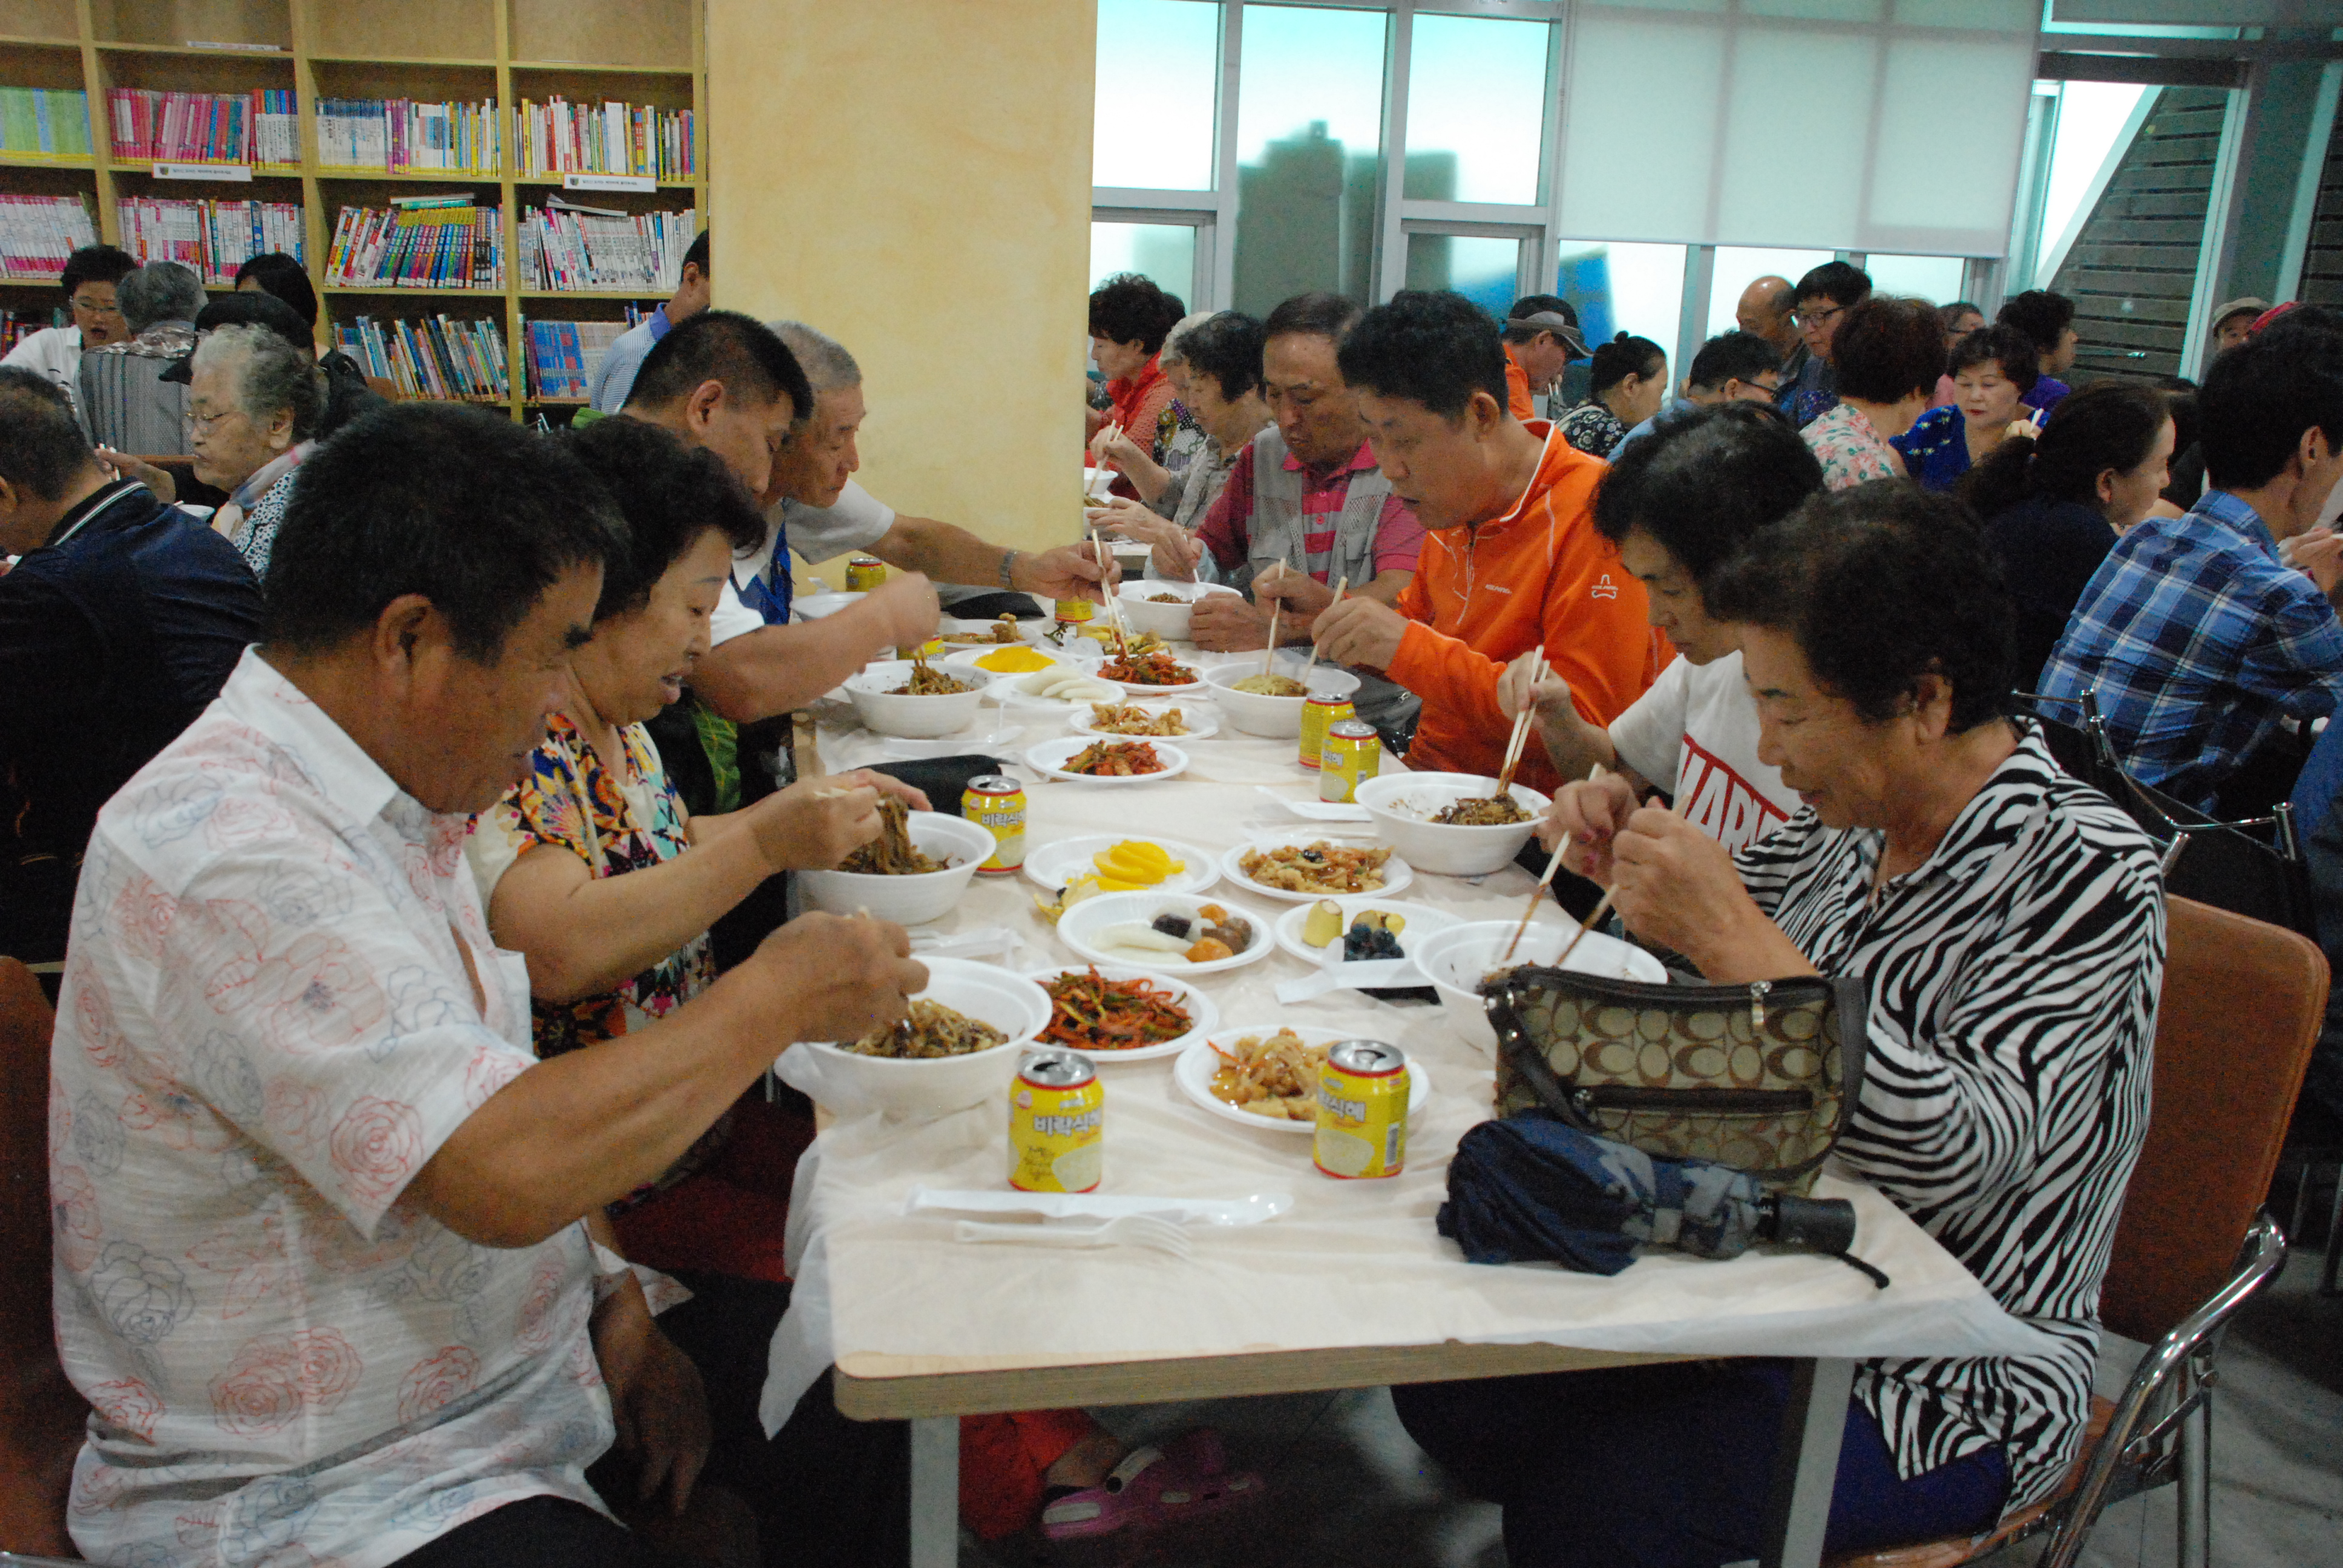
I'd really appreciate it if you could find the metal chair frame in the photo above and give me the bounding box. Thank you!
[2030,1214,2290,1568]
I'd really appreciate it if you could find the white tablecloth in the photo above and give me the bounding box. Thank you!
[761,637,2055,1432]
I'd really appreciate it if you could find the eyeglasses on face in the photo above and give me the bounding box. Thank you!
[1792,305,1843,328]
[189,405,247,434]
[71,295,124,316]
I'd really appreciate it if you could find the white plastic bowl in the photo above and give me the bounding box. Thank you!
[844,661,992,740]
[1204,659,1362,739]
[788,958,1052,1117]
[795,812,994,925]
[1355,772,1553,877]
[1412,919,1670,1054]
[793,590,865,621]
[1116,580,1242,642]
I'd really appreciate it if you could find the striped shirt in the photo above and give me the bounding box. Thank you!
[1735,725,2163,1510]
[1196,440,1426,583]
[2040,488,2343,812]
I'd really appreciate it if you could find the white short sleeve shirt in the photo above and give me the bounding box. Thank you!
[710,480,899,646]
[1607,650,1802,851]
[51,649,612,1568]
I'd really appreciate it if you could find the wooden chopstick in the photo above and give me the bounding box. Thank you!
[1300,573,1346,682]
[1089,527,1133,655]
[1264,594,1282,680]
[1493,644,1547,797]
[1502,760,1603,964]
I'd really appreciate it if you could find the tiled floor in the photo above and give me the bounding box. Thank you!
[966,1228,2342,1568]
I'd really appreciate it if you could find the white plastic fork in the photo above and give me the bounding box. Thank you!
[952,1215,1194,1258]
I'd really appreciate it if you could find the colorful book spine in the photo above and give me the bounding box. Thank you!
[0,193,100,281]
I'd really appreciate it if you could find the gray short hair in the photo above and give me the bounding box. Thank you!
[119,261,206,333]
[766,321,861,395]
[193,322,326,441]
[1159,312,1215,367]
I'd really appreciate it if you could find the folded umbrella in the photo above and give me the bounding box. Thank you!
[1438,1111,1886,1287]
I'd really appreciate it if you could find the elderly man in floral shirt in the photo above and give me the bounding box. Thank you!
[50,402,924,1568]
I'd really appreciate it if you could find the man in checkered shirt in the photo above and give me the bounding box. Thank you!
[2041,327,2343,813]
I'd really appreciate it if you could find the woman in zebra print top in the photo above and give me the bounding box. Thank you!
[1399,484,2163,1563]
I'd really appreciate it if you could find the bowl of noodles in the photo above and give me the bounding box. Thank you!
[1116,579,1242,642]
[844,658,993,739]
[1355,771,1552,876]
[1203,658,1362,739]
[786,958,1052,1117]
[796,805,995,924]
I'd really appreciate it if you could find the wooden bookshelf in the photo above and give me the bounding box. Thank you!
[0,0,706,421]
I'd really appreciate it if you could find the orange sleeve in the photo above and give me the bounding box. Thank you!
[1505,353,1535,422]
[1388,616,1513,753]
[1538,527,1666,729]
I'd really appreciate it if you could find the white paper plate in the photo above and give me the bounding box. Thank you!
[1018,964,1219,1063]
[1271,896,1464,966]
[1067,701,1220,742]
[1055,891,1275,976]
[1092,650,1210,697]
[1173,1029,1432,1135]
[1021,834,1220,897]
[1219,835,1414,903]
[1026,736,1191,785]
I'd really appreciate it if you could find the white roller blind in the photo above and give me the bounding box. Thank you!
[1558,0,2040,256]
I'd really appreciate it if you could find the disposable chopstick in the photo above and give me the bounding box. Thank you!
[1502,761,1602,964]
[1493,644,1547,797]
[1089,527,1133,655]
[1299,573,1347,682]
[1264,595,1282,680]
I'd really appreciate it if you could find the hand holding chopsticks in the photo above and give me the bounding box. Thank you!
[1502,761,1608,964]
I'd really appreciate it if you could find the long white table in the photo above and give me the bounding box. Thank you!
[766,633,2051,1567]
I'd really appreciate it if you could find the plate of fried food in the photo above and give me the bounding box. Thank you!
[1096,645,1208,696]
[1026,736,1191,784]
[937,613,1041,647]
[1173,1026,1432,1134]
[1067,699,1219,741]
[1019,962,1218,1063]
[1219,834,1411,902]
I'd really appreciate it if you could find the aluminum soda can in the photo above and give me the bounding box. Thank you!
[1314,1040,1409,1180]
[961,774,1027,874]
[1011,1048,1104,1192]
[1318,719,1381,803]
[1298,691,1355,771]
[845,556,887,593]
[1054,596,1096,624]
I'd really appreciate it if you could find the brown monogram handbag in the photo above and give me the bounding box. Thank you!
[1483,966,1870,1192]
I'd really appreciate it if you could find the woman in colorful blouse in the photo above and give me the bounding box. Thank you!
[468,416,923,1284]
[1892,324,2041,491]
[1558,332,1668,459]
[1800,296,1944,490]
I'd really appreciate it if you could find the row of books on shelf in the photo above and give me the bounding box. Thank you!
[0,194,98,281]
[106,89,300,168]
[519,203,696,293]
[118,198,303,286]
[337,313,510,402]
[325,198,503,290]
[1,88,92,157]
[316,99,499,175]
[515,97,694,182]
[524,316,634,399]
[2,307,67,356]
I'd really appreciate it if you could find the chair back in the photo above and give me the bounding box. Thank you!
[0,956,85,1557]
[2101,898,2326,1344]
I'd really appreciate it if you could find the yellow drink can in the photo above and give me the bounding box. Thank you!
[1298,692,1354,771]
[894,635,945,661]
[961,774,1027,874]
[1010,1049,1104,1192]
[1054,596,1095,624]
[845,556,887,593]
[1314,1040,1408,1180]
[1318,719,1381,803]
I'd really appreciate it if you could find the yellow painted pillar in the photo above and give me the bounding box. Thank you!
[708,0,1096,575]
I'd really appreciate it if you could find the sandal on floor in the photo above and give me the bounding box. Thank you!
[1039,1428,1267,1541]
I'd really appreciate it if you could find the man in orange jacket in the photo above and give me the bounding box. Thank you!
[1500,295,1586,422]
[1300,290,1669,797]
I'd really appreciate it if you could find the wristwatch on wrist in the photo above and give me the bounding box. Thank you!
[998,548,1021,590]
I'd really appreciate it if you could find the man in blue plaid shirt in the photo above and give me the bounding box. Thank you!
[2042,330,2343,814]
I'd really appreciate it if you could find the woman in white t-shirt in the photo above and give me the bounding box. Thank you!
[1497,403,1821,854]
